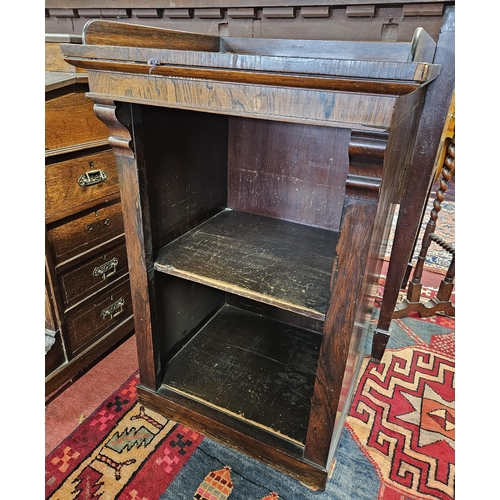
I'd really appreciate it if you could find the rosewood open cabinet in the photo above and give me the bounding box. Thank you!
[62,20,441,488]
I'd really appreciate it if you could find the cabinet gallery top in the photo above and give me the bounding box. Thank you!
[60,20,441,131]
[62,20,440,90]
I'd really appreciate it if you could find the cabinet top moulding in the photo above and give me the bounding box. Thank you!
[61,20,440,132]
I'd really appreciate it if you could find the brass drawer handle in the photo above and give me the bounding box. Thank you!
[78,168,108,188]
[93,257,119,280]
[101,297,125,320]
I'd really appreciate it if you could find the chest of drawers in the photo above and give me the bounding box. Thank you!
[45,35,134,397]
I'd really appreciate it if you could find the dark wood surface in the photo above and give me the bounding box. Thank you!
[47,0,444,7]
[84,69,404,130]
[92,101,159,390]
[46,1,448,60]
[58,239,129,309]
[59,18,449,488]
[63,32,439,93]
[163,304,322,444]
[138,384,329,489]
[228,118,350,231]
[83,18,221,50]
[138,105,228,250]
[222,36,414,61]
[305,199,377,466]
[47,200,125,265]
[155,210,339,320]
[65,274,133,355]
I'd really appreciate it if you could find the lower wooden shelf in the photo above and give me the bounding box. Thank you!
[162,303,322,445]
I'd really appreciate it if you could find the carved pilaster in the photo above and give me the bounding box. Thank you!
[92,99,135,159]
[346,131,386,199]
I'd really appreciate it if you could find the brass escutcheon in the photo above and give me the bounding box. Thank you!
[85,217,110,233]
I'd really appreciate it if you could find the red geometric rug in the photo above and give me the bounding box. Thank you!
[346,317,454,500]
[45,287,454,499]
[45,373,203,499]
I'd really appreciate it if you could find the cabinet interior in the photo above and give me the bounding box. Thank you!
[135,104,346,447]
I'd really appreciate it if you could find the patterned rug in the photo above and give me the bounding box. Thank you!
[46,288,454,500]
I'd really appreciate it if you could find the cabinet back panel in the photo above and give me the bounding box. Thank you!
[228,117,350,230]
[139,105,228,251]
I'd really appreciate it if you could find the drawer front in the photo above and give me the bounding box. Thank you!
[46,149,120,220]
[59,241,129,309]
[45,90,109,153]
[48,202,125,264]
[66,277,133,356]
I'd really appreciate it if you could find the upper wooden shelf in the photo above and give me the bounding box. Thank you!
[155,210,339,321]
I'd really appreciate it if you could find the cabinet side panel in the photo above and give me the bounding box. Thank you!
[304,198,377,467]
[228,117,349,230]
[140,106,228,249]
[368,90,426,300]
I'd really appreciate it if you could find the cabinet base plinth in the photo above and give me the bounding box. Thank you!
[137,385,330,491]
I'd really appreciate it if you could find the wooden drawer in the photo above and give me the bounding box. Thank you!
[59,240,129,309]
[45,89,109,153]
[46,149,120,221]
[47,202,125,265]
[66,275,133,356]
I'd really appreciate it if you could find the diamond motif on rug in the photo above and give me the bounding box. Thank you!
[346,343,455,500]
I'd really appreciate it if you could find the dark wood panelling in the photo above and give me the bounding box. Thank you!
[58,240,129,309]
[228,118,350,230]
[139,105,228,250]
[46,2,446,44]
[65,275,133,355]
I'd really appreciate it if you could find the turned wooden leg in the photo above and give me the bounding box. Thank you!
[393,135,454,320]
[420,255,455,317]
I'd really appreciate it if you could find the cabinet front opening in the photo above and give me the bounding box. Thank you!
[137,103,349,445]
